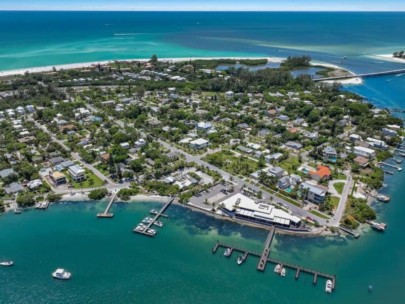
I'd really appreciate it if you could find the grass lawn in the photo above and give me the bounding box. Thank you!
[69,169,104,189]
[95,163,110,177]
[310,209,330,219]
[279,156,301,173]
[203,150,259,176]
[334,173,347,180]
[333,182,345,194]
[331,196,340,209]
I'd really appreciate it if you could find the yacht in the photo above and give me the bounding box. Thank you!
[224,248,232,257]
[52,268,72,280]
[237,255,246,265]
[134,225,145,232]
[325,279,333,293]
[146,228,156,236]
[142,217,152,224]
[0,261,14,266]
[376,194,390,203]
[274,264,281,273]
[153,220,163,227]
[369,221,387,231]
[280,268,286,277]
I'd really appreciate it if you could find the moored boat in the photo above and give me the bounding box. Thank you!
[237,255,246,265]
[224,248,232,257]
[0,261,14,266]
[325,279,333,293]
[274,264,281,273]
[52,268,71,280]
[368,221,387,231]
[376,194,390,203]
[280,268,286,277]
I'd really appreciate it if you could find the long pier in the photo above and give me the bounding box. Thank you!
[97,193,117,218]
[257,227,275,271]
[212,226,336,292]
[133,197,175,237]
[313,68,405,82]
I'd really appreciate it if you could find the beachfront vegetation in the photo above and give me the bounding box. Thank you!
[393,51,405,59]
[47,193,62,202]
[342,197,376,229]
[281,55,311,69]
[88,188,108,200]
[16,192,35,207]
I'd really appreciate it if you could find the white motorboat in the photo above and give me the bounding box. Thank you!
[325,279,333,293]
[280,268,286,277]
[146,228,156,236]
[52,268,72,280]
[224,248,232,257]
[274,264,281,273]
[153,220,163,227]
[0,261,14,266]
[237,255,246,265]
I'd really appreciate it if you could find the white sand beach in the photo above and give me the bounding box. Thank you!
[367,54,405,64]
[0,56,284,77]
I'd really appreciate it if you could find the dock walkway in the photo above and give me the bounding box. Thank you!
[134,197,175,237]
[97,193,117,218]
[212,225,336,291]
[257,227,275,271]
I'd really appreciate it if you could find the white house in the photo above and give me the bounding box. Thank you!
[189,138,209,149]
[353,146,376,159]
[68,165,86,182]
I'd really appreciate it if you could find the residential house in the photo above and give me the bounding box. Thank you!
[0,168,15,179]
[5,182,24,194]
[277,176,291,190]
[68,165,86,182]
[189,138,209,150]
[196,122,212,132]
[50,171,67,185]
[27,179,43,190]
[309,165,332,182]
[354,146,376,159]
[353,156,369,168]
[285,141,303,151]
[300,182,327,204]
[265,153,283,163]
[237,146,253,154]
[268,166,285,178]
[323,146,337,163]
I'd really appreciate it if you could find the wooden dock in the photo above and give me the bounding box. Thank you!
[211,225,336,291]
[133,197,175,237]
[257,227,275,271]
[97,193,117,218]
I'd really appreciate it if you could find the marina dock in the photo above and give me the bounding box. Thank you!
[133,197,175,237]
[212,226,336,291]
[257,227,275,271]
[97,193,117,218]
[379,162,402,171]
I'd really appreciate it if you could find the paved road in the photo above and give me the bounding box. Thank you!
[158,139,329,225]
[27,114,118,186]
[329,172,353,226]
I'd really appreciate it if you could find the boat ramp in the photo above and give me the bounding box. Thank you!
[212,226,336,291]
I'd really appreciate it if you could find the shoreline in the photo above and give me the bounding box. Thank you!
[0,56,284,77]
[55,193,338,237]
[0,56,360,86]
[367,53,405,64]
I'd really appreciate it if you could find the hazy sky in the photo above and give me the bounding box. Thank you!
[1,0,404,11]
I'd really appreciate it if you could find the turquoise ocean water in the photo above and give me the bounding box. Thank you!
[1,12,405,303]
